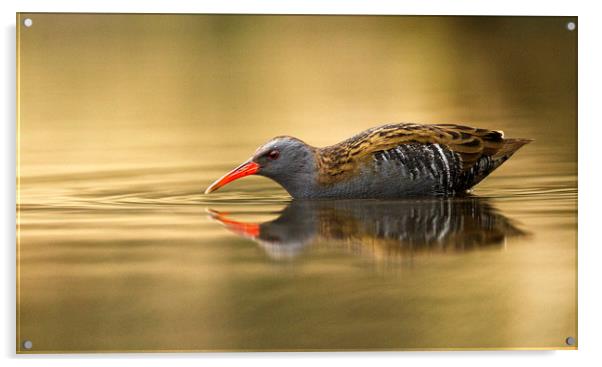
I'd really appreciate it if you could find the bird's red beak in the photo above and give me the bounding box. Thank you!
[204,160,260,194]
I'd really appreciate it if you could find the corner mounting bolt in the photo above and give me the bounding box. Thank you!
[22,340,33,350]
[566,22,576,31]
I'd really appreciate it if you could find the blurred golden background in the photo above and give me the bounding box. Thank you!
[19,14,575,177]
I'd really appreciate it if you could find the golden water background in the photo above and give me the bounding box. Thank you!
[17,14,577,352]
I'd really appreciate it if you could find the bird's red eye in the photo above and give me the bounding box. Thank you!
[267,150,280,160]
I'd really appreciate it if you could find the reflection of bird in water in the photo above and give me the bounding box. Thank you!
[207,198,526,261]
[205,123,532,199]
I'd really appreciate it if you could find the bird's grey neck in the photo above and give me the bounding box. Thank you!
[267,169,319,199]
[260,152,319,199]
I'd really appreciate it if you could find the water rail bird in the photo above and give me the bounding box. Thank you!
[204,123,532,199]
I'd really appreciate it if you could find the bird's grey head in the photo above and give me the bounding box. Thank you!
[251,136,317,196]
[204,136,317,198]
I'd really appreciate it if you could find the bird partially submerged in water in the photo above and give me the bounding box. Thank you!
[205,123,532,199]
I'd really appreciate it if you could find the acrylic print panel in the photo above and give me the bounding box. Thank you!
[16,13,577,353]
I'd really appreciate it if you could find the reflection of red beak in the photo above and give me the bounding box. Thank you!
[206,209,260,238]
[204,160,260,194]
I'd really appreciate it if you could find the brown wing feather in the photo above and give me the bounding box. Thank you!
[431,123,506,166]
[316,123,508,184]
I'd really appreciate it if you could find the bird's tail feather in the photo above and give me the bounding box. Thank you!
[493,138,533,161]
[461,138,533,191]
